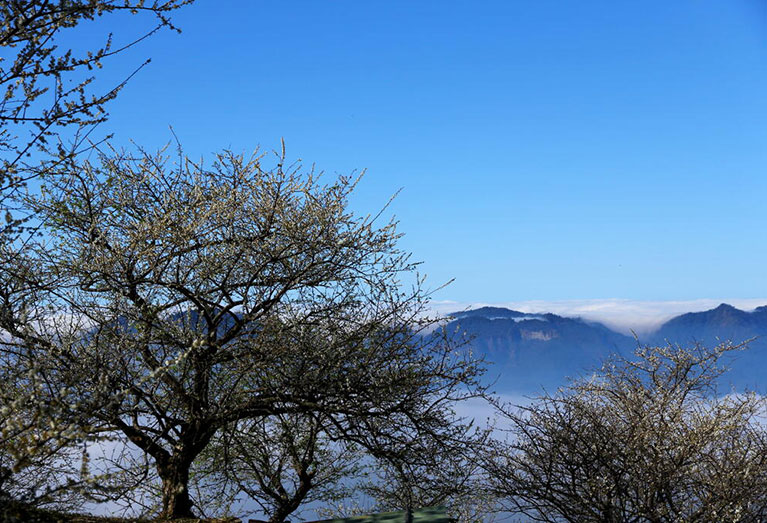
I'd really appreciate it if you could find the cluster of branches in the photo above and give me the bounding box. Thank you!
[484,342,767,522]
[0,0,191,232]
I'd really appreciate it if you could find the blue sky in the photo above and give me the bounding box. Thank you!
[73,1,767,305]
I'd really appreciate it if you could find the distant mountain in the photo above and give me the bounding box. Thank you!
[649,303,767,347]
[445,307,634,391]
[644,303,767,391]
[448,304,767,393]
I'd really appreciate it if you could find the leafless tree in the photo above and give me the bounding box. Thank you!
[484,342,767,522]
[0,144,486,519]
[193,413,364,523]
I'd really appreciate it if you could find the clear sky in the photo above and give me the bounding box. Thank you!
[72,0,767,305]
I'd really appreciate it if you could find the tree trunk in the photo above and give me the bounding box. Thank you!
[266,474,313,523]
[267,506,293,523]
[158,457,195,519]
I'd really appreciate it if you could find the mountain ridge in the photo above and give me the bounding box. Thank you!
[447,303,767,392]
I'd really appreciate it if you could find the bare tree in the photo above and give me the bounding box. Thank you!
[194,413,364,523]
[1,145,486,519]
[484,342,767,522]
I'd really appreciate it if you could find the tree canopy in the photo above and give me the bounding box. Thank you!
[0,0,191,232]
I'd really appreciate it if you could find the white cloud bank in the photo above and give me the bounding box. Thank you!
[430,298,767,336]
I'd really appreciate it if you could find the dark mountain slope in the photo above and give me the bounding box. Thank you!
[650,303,763,346]
[445,308,634,392]
[645,303,767,392]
